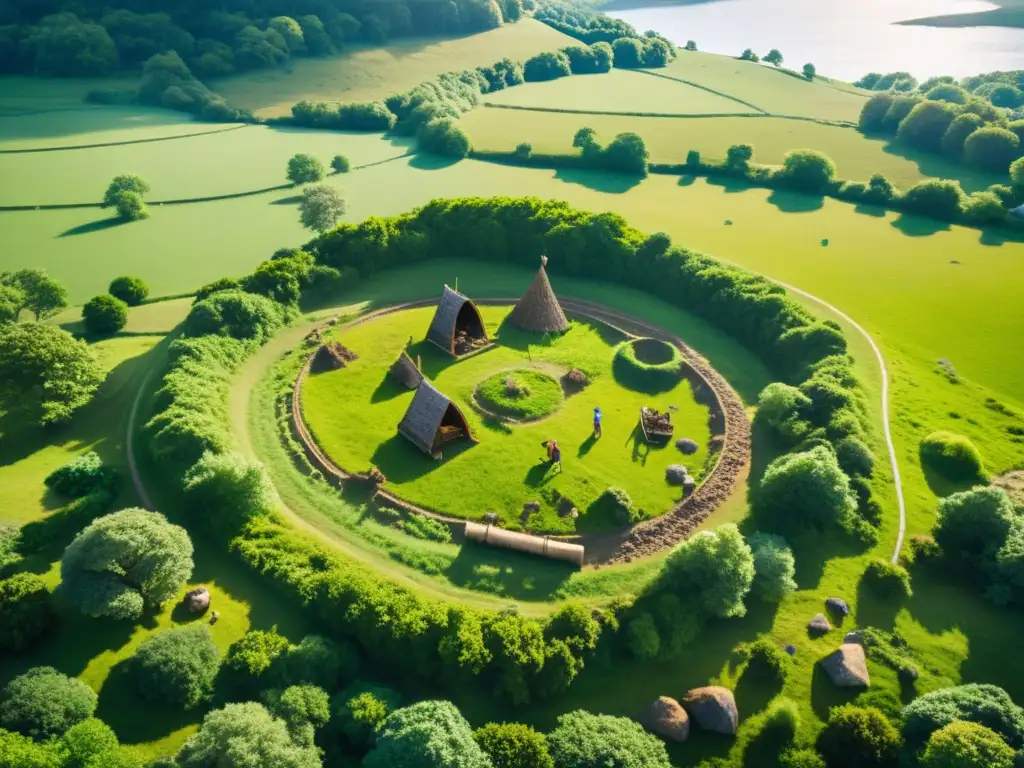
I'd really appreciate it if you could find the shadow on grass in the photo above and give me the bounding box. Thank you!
[370,434,448,483]
[890,214,951,238]
[406,340,456,380]
[855,576,901,632]
[553,167,644,194]
[853,202,887,218]
[734,665,783,718]
[445,540,576,600]
[810,661,861,720]
[918,455,982,498]
[495,317,556,353]
[577,433,597,457]
[96,657,199,746]
[979,228,1024,246]
[270,194,303,206]
[371,373,406,403]
[57,217,128,238]
[678,174,697,187]
[880,141,997,194]
[408,154,462,171]
[766,189,824,213]
[741,721,792,768]
[524,459,557,488]
[706,175,751,194]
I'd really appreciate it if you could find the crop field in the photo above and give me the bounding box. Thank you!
[649,51,871,121]
[302,305,712,533]
[213,18,577,117]
[481,68,759,114]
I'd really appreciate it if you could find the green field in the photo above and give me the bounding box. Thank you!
[481,68,758,114]
[213,19,577,117]
[302,305,712,533]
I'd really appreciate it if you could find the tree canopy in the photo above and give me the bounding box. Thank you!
[473,722,553,768]
[661,524,754,619]
[287,154,326,185]
[130,625,221,709]
[546,710,671,768]
[902,683,1024,751]
[919,721,1016,768]
[61,508,194,620]
[364,700,490,768]
[108,275,149,306]
[300,185,347,234]
[0,667,97,741]
[82,294,128,336]
[0,574,53,653]
[755,445,858,534]
[0,269,68,321]
[175,702,321,768]
[749,532,797,603]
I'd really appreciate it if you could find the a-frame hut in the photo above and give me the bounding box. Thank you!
[398,380,475,456]
[508,256,569,333]
[426,285,488,356]
[389,350,423,390]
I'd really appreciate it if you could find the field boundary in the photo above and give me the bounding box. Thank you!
[632,68,769,113]
[480,102,857,127]
[0,124,251,154]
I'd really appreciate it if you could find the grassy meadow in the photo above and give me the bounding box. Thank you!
[213,18,577,117]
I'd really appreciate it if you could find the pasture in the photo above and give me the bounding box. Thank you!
[213,18,577,117]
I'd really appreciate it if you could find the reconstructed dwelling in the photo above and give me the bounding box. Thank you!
[507,255,569,333]
[398,379,475,456]
[388,349,424,390]
[426,285,489,356]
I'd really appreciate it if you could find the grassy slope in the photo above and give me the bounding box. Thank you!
[213,19,579,117]
[302,305,712,533]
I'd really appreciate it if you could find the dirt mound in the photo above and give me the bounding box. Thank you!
[993,471,1024,509]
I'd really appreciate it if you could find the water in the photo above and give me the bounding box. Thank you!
[604,0,1024,81]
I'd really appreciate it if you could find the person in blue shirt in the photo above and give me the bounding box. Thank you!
[593,406,603,438]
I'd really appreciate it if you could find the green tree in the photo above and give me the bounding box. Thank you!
[897,101,960,152]
[684,40,697,51]
[962,191,1007,226]
[102,175,150,208]
[333,683,400,752]
[776,149,837,193]
[626,611,660,659]
[764,49,783,67]
[62,717,121,767]
[0,322,102,426]
[661,524,754,619]
[183,290,283,342]
[82,294,128,336]
[757,382,812,443]
[989,85,1022,108]
[739,48,759,62]
[0,284,23,324]
[183,451,276,539]
[963,127,1021,173]
[0,574,53,653]
[61,508,194,620]
[749,532,797,603]
[0,269,68,320]
[287,154,326,184]
[802,63,816,79]
[113,190,148,221]
[1012,157,1024,192]
[131,625,220,709]
[222,628,291,698]
[24,14,119,76]
[926,84,969,104]
[755,445,858,534]
[0,667,97,740]
[935,485,1015,566]
[726,143,754,171]
[859,93,895,133]
[108,276,149,306]
[175,702,320,768]
[331,154,350,173]
[572,126,601,160]
[919,721,1015,768]
[920,430,986,482]
[611,38,645,68]
[902,683,1024,751]
[0,727,65,767]
[474,722,553,768]
[523,50,572,80]
[817,705,901,768]
[269,16,305,54]
[418,118,471,158]
[299,185,347,233]
[602,132,648,176]
[941,113,984,157]
[264,685,330,746]
[364,700,490,768]
[547,710,671,768]
[901,179,965,220]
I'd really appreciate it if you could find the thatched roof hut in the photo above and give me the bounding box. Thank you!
[508,256,569,333]
[426,285,488,356]
[311,341,358,373]
[398,380,474,455]
[389,350,423,390]
[464,521,584,566]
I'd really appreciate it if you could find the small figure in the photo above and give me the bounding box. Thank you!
[543,439,554,461]
[593,406,603,438]
[209,610,219,626]
[550,440,562,473]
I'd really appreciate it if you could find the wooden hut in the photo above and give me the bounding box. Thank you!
[464,522,584,567]
[426,285,489,356]
[398,380,475,456]
[508,256,569,333]
[388,350,423,390]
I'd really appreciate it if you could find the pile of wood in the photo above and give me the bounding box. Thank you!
[641,406,674,443]
[438,424,465,444]
[454,330,487,356]
[311,341,359,372]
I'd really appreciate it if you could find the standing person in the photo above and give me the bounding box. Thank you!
[593,406,603,438]
[550,440,562,473]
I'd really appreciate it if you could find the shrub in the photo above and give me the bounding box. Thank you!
[748,532,797,603]
[662,524,754,619]
[597,486,638,525]
[919,721,1016,768]
[901,180,965,221]
[523,51,571,81]
[882,95,924,134]
[61,508,193,620]
[935,485,1015,568]
[613,338,682,392]
[744,636,791,683]
[775,149,837,194]
[739,48,759,62]
[331,155,350,173]
[364,700,490,768]
[0,574,53,653]
[920,430,986,482]
[474,722,554,768]
[175,702,320,767]
[275,634,358,690]
[130,624,220,709]
[336,101,396,130]
[183,290,283,342]
[44,452,116,498]
[612,37,645,68]
[418,117,471,158]
[756,445,858,535]
[108,275,149,305]
[183,450,276,540]
[626,611,660,659]
[113,190,148,221]
[1013,156,1024,191]
[802,63,816,80]
[514,142,532,160]
[963,127,1021,173]
[817,705,901,768]
[942,113,984,157]
[961,191,1007,226]
[62,717,121,767]
[757,382,813,444]
[194,277,240,302]
[762,697,800,742]
[82,294,128,336]
[902,684,1024,750]
[101,175,149,208]
[333,683,400,752]
[860,93,896,132]
[0,667,97,740]
[835,436,875,478]
[547,710,671,768]
[222,628,291,697]
[397,514,453,543]
[862,558,912,599]
[780,749,826,768]
[602,132,648,176]
[286,153,326,184]
[927,83,969,104]
[264,684,330,745]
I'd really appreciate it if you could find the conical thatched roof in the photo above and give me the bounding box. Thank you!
[398,380,472,455]
[389,350,423,390]
[426,285,487,355]
[508,256,568,333]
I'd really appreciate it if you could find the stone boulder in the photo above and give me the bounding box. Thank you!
[821,644,870,688]
[645,696,689,742]
[665,465,688,485]
[184,587,210,614]
[843,631,862,644]
[682,686,738,735]
[676,438,698,455]
[808,613,831,636]
[826,597,850,617]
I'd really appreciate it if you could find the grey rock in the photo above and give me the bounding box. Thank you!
[665,465,688,485]
[821,644,870,688]
[682,686,738,736]
[843,631,862,644]
[808,613,832,636]
[826,597,850,616]
[645,697,689,742]
[675,438,699,455]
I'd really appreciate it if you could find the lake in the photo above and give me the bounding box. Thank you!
[604,0,1024,81]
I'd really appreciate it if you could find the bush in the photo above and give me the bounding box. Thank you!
[744,636,791,683]
[331,155,351,173]
[762,698,800,742]
[748,532,797,603]
[337,101,397,130]
[0,667,97,740]
[595,486,638,526]
[902,683,1024,751]
[964,126,1021,173]
[935,485,1015,568]
[44,452,116,498]
[108,276,149,305]
[333,683,400,752]
[739,48,759,62]
[862,558,912,599]
[920,430,986,482]
[183,290,284,342]
[860,93,896,132]
[919,721,1016,768]
[961,191,1007,226]
[780,749,826,768]
[474,722,554,768]
[612,37,645,68]
[397,514,452,543]
[756,445,858,535]
[901,180,965,221]
[817,705,901,768]
[222,628,291,697]
[82,294,128,336]
[62,717,121,767]
[547,710,671,768]
[175,702,319,767]
[602,132,648,176]
[418,118,471,158]
[102,175,149,208]
[276,634,358,690]
[364,700,490,768]
[612,338,682,391]
[0,574,53,653]
[515,142,532,160]
[775,149,837,194]
[130,624,220,709]
[835,436,875,478]
[942,113,984,157]
[113,190,148,221]
[523,51,571,81]
[626,611,660,659]
[183,451,276,540]
[927,84,969,104]
[286,153,326,184]
[264,684,330,745]
[898,101,960,152]
[61,508,193,620]
[661,524,754,619]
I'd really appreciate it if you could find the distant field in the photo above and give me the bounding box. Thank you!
[0,125,412,205]
[481,68,758,114]
[213,19,577,117]
[0,75,140,114]
[461,109,998,188]
[649,51,870,121]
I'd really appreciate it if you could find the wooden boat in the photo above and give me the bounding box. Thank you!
[640,406,674,443]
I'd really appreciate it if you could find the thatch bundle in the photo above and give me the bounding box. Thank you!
[311,341,358,372]
[508,256,569,333]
